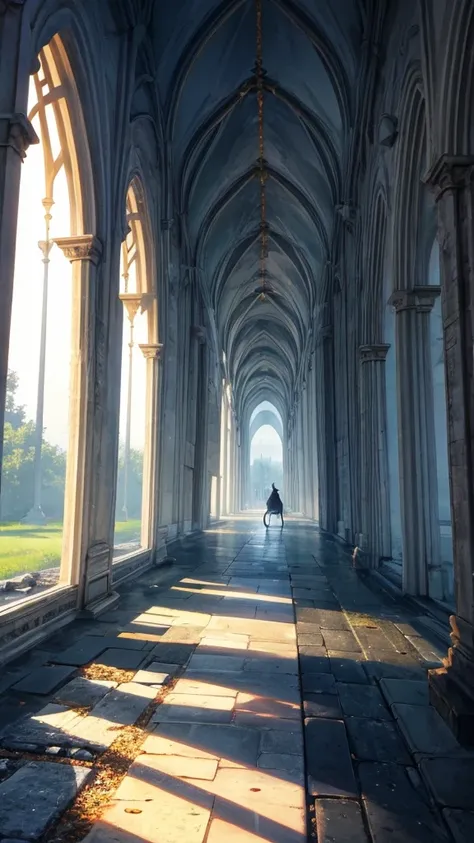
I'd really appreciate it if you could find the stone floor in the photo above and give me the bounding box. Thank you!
[0,518,473,843]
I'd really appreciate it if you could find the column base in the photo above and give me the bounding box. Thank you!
[22,505,47,525]
[429,666,474,746]
[78,590,120,619]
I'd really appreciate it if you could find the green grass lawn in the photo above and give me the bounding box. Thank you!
[0,519,142,581]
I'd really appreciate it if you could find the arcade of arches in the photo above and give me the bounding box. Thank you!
[1,0,474,830]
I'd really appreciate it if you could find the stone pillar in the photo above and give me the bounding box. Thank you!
[359,344,391,565]
[54,235,118,614]
[0,1,39,476]
[138,342,163,553]
[315,325,337,531]
[425,156,474,743]
[192,333,209,530]
[389,287,441,596]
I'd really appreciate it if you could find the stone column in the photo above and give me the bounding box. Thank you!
[315,325,337,531]
[0,0,39,474]
[389,287,441,597]
[138,342,163,554]
[54,235,118,614]
[425,156,474,743]
[358,344,391,565]
[191,332,209,530]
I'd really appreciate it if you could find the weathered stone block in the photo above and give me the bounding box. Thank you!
[305,718,357,798]
[0,762,90,840]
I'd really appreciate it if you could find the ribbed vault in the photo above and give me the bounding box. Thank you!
[155,0,364,421]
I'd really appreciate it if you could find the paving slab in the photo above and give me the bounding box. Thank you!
[419,757,474,809]
[315,798,369,843]
[70,683,156,750]
[303,694,343,719]
[83,794,211,843]
[379,678,430,707]
[328,653,368,683]
[346,717,411,763]
[360,761,448,843]
[93,648,146,670]
[152,692,235,724]
[149,642,197,664]
[53,677,116,707]
[260,730,304,756]
[133,666,173,685]
[299,647,331,674]
[322,630,362,652]
[0,704,85,751]
[442,808,474,842]
[0,761,90,840]
[337,683,391,720]
[301,672,337,694]
[305,717,357,798]
[11,664,76,695]
[392,703,463,759]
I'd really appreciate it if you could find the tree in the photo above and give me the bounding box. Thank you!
[5,370,25,429]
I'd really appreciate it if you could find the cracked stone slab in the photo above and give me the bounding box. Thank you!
[360,762,448,843]
[305,717,357,798]
[315,798,369,843]
[0,761,90,840]
[345,717,411,763]
[11,665,76,695]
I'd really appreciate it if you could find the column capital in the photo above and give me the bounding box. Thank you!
[0,112,39,160]
[424,154,474,199]
[389,286,440,313]
[54,234,102,265]
[359,343,390,363]
[139,342,163,360]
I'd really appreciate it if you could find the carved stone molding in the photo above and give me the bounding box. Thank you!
[139,342,163,360]
[54,234,103,265]
[0,112,39,160]
[359,343,390,363]
[389,286,440,314]
[424,154,474,200]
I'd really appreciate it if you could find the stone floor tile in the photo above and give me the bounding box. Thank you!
[299,648,331,674]
[360,762,448,843]
[199,636,248,650]
[206,817,293,843]
[379,678,430,707]
[0,703,85,752]
[11,665,76,695]
[71,683,156,750]
[53,677,116,707]
[235,692,301,721]
[363,659,426,682]
[442,808,474,842]
[173,676,239,697]
[210,805,306,843]
[337,683,391,720]
[151,721,260,765]
[260,730,304,756]
[50,637,110,666]
[93,648,146,670]
[136,752,219,780]
[345,717,411,763]
[392,703,462,759]
[328,653,368,683]
[305,717,357,798]
[243,657,298,674]
[315,798,369,843]
[198,766,305,809]
[297,633,325,647]
[247,640,297,657]
[149,642,197,664]
[0,761,90,840]
[234,713,302,731]
[322,630,362,652]
[188,654,246,671]
[419,757,474,809]
[257,752,304,776]
[83,795,211,843]
[301,672,337,694]
[152,693,235,724]
[303,694,342,719]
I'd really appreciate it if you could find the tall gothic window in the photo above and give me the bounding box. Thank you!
[113,181,154,561]
[0,37,89,607]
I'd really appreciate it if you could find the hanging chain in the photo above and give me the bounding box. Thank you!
[256,0,267,300]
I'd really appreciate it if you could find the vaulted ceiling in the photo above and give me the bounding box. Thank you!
[154,0,365,425]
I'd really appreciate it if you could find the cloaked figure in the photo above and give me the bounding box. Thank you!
[266,483,283,514]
